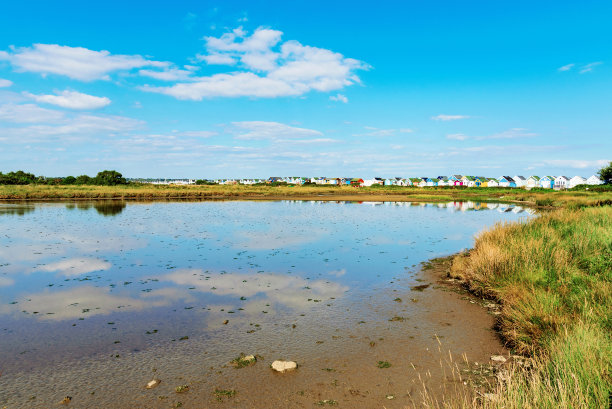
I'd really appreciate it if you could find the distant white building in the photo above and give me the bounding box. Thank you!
[568,176,587,188]
[487,178,499,187]
[513,175,527,188]
[363,178,382,187]
[586,175,603,185]
[526,176,540,189]
[554,176,570,189]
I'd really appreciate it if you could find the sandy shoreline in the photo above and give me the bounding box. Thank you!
[0,257,510,409]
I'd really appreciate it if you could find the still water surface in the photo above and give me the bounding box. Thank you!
[0,200,531,407]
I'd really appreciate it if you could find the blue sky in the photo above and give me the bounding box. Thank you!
[0,0,610,178]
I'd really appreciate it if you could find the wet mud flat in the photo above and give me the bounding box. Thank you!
[0,201,531,408]
[0,259,507,409]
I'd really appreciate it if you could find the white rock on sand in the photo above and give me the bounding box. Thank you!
[490,355,507,363]
[271,360,297,372]
[146,379,161,389]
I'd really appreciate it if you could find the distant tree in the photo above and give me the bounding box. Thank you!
[62,176,77,185]
[195,179,216,185]
[597,161,612,184]
[0,170,37,185]
[46,178,62,185]
[75,175,93,185]
[94,170,127,186]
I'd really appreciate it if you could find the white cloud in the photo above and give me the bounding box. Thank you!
[230,121,323,140]
[0,103,64,123]
[144,26,369,100]
[142,72,298,99]
[447,133,468,141]
[0,109,143,143]
[139,67,196,81]
[558,63,574,72]
[23,90,111,109]
[196,52,237,65]
[579,62,602,74]
[329,93,348,103]
[0,78,12,87]
[354,127,412,137]
[484,128,537,139]
[174,130,217,138]
[543,159,609,169]
[432,114,470,121]
[202,26,283,71]
[275,138,337,144]
[446,128,537,141]
[2,43,167,81]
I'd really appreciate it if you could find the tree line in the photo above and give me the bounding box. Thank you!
[0,170,127,186]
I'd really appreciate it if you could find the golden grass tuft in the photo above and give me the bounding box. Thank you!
[436,206,612,408]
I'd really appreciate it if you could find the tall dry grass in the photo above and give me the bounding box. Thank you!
[442,206,611,408]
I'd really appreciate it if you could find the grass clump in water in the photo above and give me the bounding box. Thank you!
[315,399,338,406]
[214,389,236,402]
[377,361,391,368]
[230,353,257,368]
[174,385,189,393]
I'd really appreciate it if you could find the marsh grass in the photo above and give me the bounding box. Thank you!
[1,184,610,207]
[437,206,612,408]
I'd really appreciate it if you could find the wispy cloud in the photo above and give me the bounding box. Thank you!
[23,90,111,110]
[446,133,468,141]
[485,128,537,139]
[182,12,198,30]
[329,93,348,103]
[431,114,470,121]
[0,103,143,143]
[139,66,197,81]
[354,127,412,137]
[0,78,12,88]
[0,43,168,81]
[173,130,217,138]
[579,62,602,74]
[558,63,574,72]
[543,159,609,169]
[142,26,370,100]
[446,128,537,141]
[230,121,323,141]
[0,103,65,123]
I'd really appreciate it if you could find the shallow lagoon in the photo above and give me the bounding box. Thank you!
[0,200,531,407]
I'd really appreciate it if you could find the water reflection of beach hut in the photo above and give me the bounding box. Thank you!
[512,206,524,214]
[497,204,509,212]
[487,203,499,210]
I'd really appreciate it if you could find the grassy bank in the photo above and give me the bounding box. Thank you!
[1,184,611,207]
[446,205,611,408]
